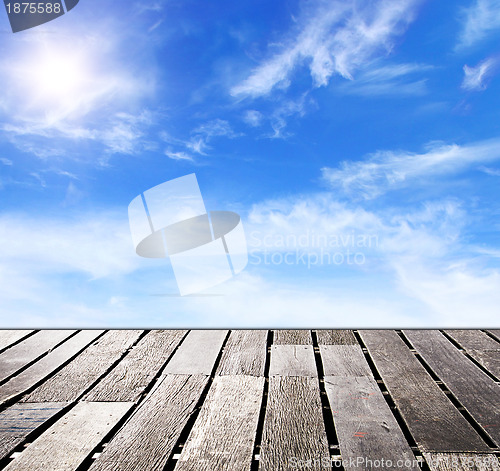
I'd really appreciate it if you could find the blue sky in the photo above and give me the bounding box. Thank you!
[1,0,500,327]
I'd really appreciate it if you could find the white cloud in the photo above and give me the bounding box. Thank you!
[160,119,238,161]
[339,62,431,96]
[458,0,500,48]
[0,157,12,166]
[0,212,139,279]
[322,138,500,199]
[231,0,422,97]
[243,110,264,127]
[461,57,499,90]
[165,150,195,161]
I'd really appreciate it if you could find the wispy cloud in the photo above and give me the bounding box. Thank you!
[161,119,238,161]
[243,110,264,127]
[339,62,431,96]
[461,56,499,90]
[457,0,500,48]
[231,0,422,98]
[322,138,500,199]
[0,158,12,166]
[164,150,195,161]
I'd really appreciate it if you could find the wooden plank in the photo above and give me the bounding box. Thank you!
[445,330,500,351]
[315,330,357,345]
[162,330,227,375]
[0,331,104,406]
[486,330,500,342]
[22,330,143,402]
[269,345,317,377]
[320,345,372,377]
[216,330,267,376]
[359,330,490,452]
[175,376,264,471]
[84,330,186,402]
[0,331,34,352]
[0,403,67,461]
[324,376,420,470]
[3,402,133,471]
[0,330,76,383]
[444,330,500,378]
[404,330,500,446]
[89,375,209,471]
[260,376,329,471]
[423,453,500,471]
[273,330,312,345]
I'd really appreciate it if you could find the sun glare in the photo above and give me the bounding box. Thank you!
[35,51,87,98]
[12,44,96,120]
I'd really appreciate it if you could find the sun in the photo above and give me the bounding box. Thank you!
[12,43,95,120]
[34,50,88,99]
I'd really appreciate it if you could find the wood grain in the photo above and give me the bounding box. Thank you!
[423,453,500,471]
[0,402,67,461]
[22,331,143,402]
[273,330,312,345]
[404,330,500,446]
[176,375,264,471]
[89,374,209,471]
[444,330,500,379]
[0,331,76,383]
[269,345,317,377]
[324,376,420,470]
[320,345,372,377]
[216,330,267,376]
[260,376,329,471]
[315,330,358,345]
[84,330,186,402]
[0,331,34,353]
[359,330,490,452]
[0,331,103,406]
[162,330,227,375]
[3,401,133,471]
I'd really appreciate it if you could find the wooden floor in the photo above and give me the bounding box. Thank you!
[0,330,499,471]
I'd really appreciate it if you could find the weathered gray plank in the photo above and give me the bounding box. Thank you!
[445,330,500,378]
[0,403,67,461]
[162,330,227,375]
[486,330,500,342]
[216,330,267,376]
[175,375,264,471]
[320,345,372,376]
[22,330,143,402]
[404,330,500,446]
[315,330,358,345]
[269,345,317,377]
[84,330,186,402]
[3,402,133,471]
[359,330,490,452]
[325,376,420,470]
[273,330,312,345]
[445,330,500,351]
[0,331,34,352]
[0,331,104,406]
[423,453,500,471]
[89,375,209,471]
[0,330,76,383]
[260,376,329,471]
